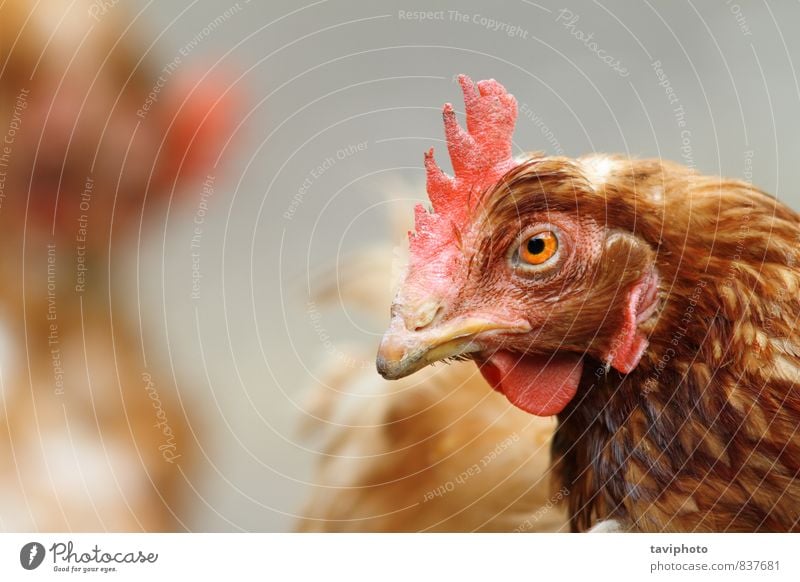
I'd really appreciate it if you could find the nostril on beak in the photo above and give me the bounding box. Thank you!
[414,306,444,331]
[407,301,443,332]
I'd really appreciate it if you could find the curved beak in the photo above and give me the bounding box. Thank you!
[376,316,531,380]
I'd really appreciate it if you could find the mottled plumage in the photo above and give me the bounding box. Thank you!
[534,155,800,532]
[377,75,800,532]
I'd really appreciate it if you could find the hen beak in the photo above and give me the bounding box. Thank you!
[376,315,531,380]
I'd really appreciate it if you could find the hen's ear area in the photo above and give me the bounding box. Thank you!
[605,269,660,373]
[595,233,661,374]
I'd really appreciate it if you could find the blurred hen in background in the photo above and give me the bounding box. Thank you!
[0,0,237,530]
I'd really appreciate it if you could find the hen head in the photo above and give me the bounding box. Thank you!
[377,75,661,416]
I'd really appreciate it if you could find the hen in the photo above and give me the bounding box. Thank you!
[0,0,235,530]
[377,74,800,532]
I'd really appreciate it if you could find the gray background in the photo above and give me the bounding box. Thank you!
[128,0,800,530]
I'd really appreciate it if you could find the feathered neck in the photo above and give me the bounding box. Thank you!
[554,162,800,532]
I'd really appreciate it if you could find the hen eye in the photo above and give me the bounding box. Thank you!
[518,231,558,266]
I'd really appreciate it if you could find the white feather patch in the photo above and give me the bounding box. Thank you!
[581,156,619,190]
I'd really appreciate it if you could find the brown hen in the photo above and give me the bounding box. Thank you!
[377,75,800,532]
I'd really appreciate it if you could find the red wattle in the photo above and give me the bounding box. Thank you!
[476,351,583,416]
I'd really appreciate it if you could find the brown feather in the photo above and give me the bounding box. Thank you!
[479,155,800,531]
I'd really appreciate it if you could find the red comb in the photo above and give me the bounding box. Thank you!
[409,75,518,264]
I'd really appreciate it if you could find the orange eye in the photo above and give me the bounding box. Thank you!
[519,231,558,266]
